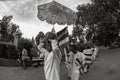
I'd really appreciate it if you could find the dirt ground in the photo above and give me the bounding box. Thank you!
[0,48,120,80]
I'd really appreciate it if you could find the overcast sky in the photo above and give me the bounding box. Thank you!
[0,0,91,39]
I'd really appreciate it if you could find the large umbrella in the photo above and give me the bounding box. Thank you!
[37,1,76,63]
[37,1,77,25]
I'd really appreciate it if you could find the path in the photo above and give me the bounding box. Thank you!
[0,48,120,80]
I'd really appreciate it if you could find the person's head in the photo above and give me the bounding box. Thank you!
[39,32,45,43]
[84,44,90,49]
[69,44,77,54]
[43,32,56,52]
[45,32,57,41]
[76,43,84,52]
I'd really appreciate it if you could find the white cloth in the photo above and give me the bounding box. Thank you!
[22,49,28,56]
[50,40,58,50]
[71,51,85,80]
[22,49,29,60]
[67,51,74,78]
[92,47,99,60]
[37,42,44,50]
[38,40,62,80]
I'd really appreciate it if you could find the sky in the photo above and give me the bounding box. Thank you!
[0,0,91,39]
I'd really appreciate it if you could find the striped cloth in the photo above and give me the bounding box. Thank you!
[83,48,94,65]
[56,27,69,66]
[92,47,99,61]
[80,48,94,74]
[56,27,69,55]
[57,27,69,47]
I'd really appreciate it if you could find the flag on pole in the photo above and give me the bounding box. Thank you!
[56,26,69,62]
[57,27,69,48]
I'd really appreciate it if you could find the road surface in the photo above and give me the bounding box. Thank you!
[0,48,120,80]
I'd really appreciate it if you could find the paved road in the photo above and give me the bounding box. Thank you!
[0,48,120,80]
[0,62,68,80]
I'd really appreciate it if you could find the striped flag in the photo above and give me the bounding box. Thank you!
[57,27,69,48]
[56,27,69,58]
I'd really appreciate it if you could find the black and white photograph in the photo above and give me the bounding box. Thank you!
[0,0,120,80]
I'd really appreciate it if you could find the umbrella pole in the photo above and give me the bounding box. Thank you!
[51,24,55,33]
[52,24,65,61]
[53,24,55,28]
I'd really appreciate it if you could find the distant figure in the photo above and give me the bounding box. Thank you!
[66,45,75,80]
[32,32,45,67]
[72,51,85,80]
[22,48,30,69]
[92,46,99,61]
[37,31,45,58]
[36,31,45,45]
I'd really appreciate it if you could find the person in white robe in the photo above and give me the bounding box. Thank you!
[22,48,30,69]
[38,32,62,80]
[71,50,86,80]
[67,44,85,80]
[66,50,74,80]
[92,46,99,61]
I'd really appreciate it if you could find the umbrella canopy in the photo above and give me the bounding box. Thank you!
[37,1,77,25]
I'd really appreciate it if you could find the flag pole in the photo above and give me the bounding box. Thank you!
[51,24,63,59]
[57,27,69,63]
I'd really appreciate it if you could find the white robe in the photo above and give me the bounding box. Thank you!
[38,40,62,80]
[22,49,29,60]
[92,47,99,61]
[67,51,74,78]
[71,51,85,80]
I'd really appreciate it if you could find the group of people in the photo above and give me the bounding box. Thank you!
[66,43,99,80]
[21,31,99,80]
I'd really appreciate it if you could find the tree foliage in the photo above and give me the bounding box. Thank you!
[0,15,22,42]
[17,37,33,59]
[75,0,120,46]
[18,38,33,52]
[0,43,19,59]
[0,15,22,59]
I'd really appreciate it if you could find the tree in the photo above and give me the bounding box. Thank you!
[0,15,22,42]
[17,38,33,59]
[18,38,33,52]
[72,26,84,43]
[0,15,22,59]
[76,0,120,46]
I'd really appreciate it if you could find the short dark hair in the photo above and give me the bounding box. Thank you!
[69,44,77,53]
[45,32,57,40]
